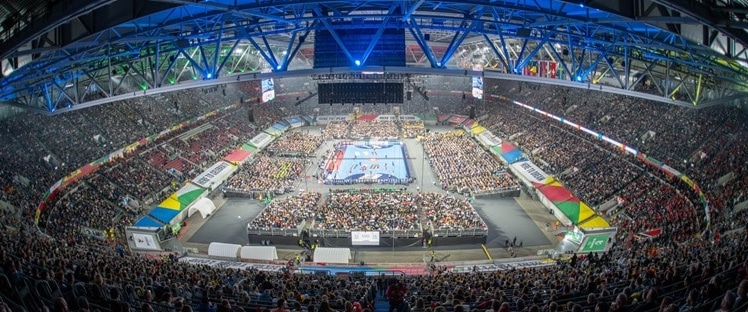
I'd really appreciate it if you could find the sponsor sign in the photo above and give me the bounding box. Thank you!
[375,115,396,121]
[316,115,351,122]
[192,161,235,188]
[284,117,304,128]
[179,257,284,272]
[399,115,419,121]
[132,233,160,250]
[351,231,380,246]
[249,132,274,149]
[271,121,289,131]
[476,131,501,147]
[451,259,554,273]
[579,234,610,253]
[81,227,107,240]
[511,161,548,184]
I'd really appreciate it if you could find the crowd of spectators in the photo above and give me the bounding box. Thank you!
[248,190,487,232]
[98,157,173,203]
[226,155,306,193]
[348,121,400,139]
[488,80,743,173]
[317,191,421,231]
[422,131,519,195]
[480,99,706,238]
[322,121,351,139]
[267,132,324,156]
[0,204,746,312]
[87,173,128,208]
[420,193,486,230]
[2,74,748,311]
[41,180,132,245]
[319,120,426,140]
[248,192,322,230]
[481,78,746,240]
[401,121,425,138]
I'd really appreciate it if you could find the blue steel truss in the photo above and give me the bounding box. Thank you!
[0,0,747,114]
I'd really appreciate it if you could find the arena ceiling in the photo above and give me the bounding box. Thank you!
[1,0,748,114]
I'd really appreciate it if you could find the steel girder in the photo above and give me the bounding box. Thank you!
[0,0,747,114]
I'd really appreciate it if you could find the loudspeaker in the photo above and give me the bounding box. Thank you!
[248,109,255,123]
[517,28,531,37]
[407,91,412,101]
[176,39,190,48]
[424,34,430,41]
[469,106,476,119]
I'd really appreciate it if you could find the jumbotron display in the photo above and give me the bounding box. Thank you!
[318,82,404,104]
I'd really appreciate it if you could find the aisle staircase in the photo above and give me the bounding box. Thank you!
[374,297,389,312]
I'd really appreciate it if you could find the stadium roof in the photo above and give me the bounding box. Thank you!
[1,0,748,114]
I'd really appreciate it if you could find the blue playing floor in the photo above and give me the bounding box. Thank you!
[327,142,410,182]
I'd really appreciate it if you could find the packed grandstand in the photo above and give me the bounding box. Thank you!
[0,78,746,312]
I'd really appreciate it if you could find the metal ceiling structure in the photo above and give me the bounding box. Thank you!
[1,0,748,115]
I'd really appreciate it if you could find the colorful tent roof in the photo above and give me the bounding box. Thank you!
[224,149,252,163]
[145,184,205,224]
[578,216,611,229]
[499,142,525,164]
[241,143,258,152]
[471,125,486,135]
[535,177,604,226]
[133,215,164,227]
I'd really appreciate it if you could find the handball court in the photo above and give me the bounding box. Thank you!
[184,127,556,262]
[325,141,410,182]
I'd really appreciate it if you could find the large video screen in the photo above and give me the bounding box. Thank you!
[318,83,403,104]
[472,65,483,99]
[261,78,275,103]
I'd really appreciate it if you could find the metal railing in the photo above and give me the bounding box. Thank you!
[246,227,488,238]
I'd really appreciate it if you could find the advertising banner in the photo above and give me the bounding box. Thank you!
[476,131,502,147]
[578,233,610,253]
[179,257,285,272]
[132,232,161,250]
[511,161,549,184]
[271,121,290,132]
[261,78,275,103]
[316,115,351,125]
[549,61,557,79]
[375,115,396,121]
[249,132,275,150]
[399,115,420,121]
[451,259,554,273]
[192,161,236,189]
[351,231,380,246]
[284,116,305,128]
[265,127,283,137]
